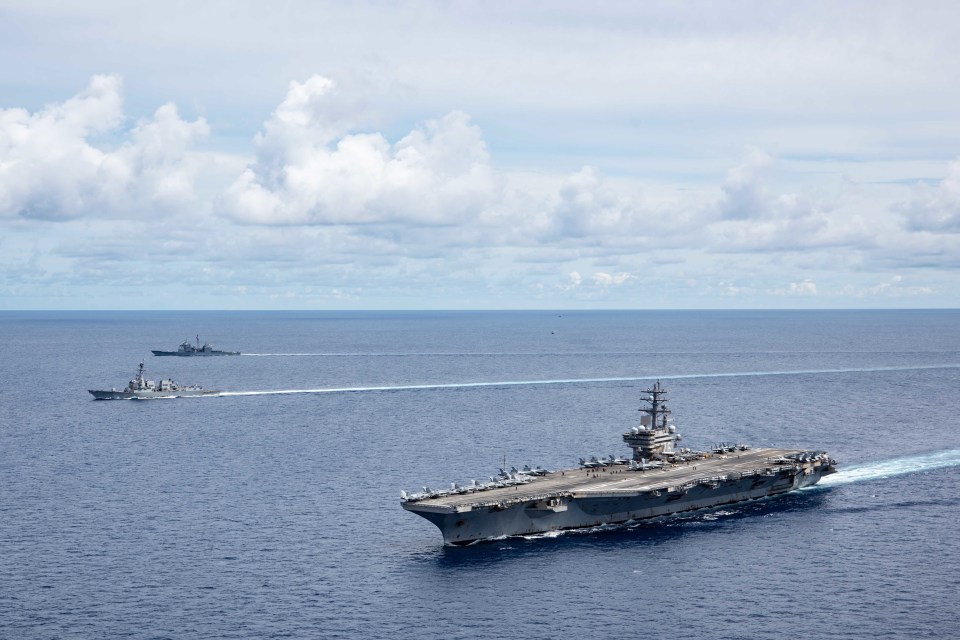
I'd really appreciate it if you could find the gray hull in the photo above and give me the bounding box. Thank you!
[403,456,833,545]
[402,382,837,546]
[88,389,220,400]
[151,350,239,356]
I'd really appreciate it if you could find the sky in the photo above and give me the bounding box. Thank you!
[1,1,959,310]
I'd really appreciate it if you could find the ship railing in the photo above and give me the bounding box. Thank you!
[690,472,749,486]
[462,491,573,510]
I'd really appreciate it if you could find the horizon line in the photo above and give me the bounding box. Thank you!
[1,307,958,313]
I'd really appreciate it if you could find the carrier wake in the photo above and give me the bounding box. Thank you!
[818,449,960,487]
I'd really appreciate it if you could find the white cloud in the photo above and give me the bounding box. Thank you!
[0,74,122,220]
[548,166,636,238]
[717,146,773,220]
[593,271,634,287]
[779,279,818,296]
[0,75,209,221]
[896,158,960,232]
[699,148,882,254]
[555,270,583,292]
[1,31,958,310]
[839,275,935,298]
[219,75,500,226]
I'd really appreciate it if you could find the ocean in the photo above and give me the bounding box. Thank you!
[1,310,959,639]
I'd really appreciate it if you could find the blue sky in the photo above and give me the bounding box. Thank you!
[1,1,959,309]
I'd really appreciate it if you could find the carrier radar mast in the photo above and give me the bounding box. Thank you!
[622,380,679,461]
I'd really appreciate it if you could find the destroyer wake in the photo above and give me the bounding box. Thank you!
[217,363,960,397]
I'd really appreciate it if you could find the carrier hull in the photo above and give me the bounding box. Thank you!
[403,448,834,545]
[401,382,837,545]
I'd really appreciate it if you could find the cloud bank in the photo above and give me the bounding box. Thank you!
[0,72,957,308]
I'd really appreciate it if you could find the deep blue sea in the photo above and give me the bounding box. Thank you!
[2,310,959,639]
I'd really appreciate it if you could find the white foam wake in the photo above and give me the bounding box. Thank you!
[819,449,960,487]
[243,352,553,356]
[216,363,960,397]
[242,350,960,357]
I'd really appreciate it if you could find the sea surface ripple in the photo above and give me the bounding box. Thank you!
[1,310,959,639]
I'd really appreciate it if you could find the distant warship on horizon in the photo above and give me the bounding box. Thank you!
[401,381,837,545]
[152,335,240,356]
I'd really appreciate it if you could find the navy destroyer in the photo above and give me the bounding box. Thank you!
[401,381,836,545]
[89,362,220,400]
[152,335,240,356]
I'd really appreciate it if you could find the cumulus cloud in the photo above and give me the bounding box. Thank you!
[523,148,859,258]
[713,147,826,229]
[548,166,636,237]
[699,147,880,254]
[841,275,935,298]
[212,84,881,269]
[778,279,818,296]
[219,75,499,226]
[554,270,583,292]
[717,146,774,220]
[0,75,122,220]
[593,271,634,287]
[0,75,209,221]
[2,72,955,308]
[896,158,960,232]
[103,104,210,209]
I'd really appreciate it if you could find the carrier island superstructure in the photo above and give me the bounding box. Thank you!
[401,381,836,545]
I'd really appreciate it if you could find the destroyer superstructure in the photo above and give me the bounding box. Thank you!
[152,335,240,356]
[89,362,220,400]
[401,381,836,545]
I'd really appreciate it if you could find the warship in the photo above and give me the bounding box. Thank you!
[152,335,240,356]
[401,381,836,545]
[89,362,220,400]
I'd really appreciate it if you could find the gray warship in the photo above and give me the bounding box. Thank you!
[89,362,220,400]
[152,335,240,356]
[401,381,836,545]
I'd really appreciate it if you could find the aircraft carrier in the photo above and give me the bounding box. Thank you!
[401,381,836,545]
